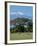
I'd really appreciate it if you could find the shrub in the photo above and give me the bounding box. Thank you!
[27,26,32,32]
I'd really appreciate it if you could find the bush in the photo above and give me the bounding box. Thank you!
[10,27,18,33]
[27,26,32,32]
[16,25,25,32]
[10,24,33,33]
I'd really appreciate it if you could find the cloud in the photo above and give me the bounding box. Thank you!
[17,11,24,15]
[10,11,24,15]
[10,12,16,15]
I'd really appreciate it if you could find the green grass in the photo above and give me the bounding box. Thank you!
[10,32,32,40]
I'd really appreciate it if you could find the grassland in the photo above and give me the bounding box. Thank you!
[10,32,32,40]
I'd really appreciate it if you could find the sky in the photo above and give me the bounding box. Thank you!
[10,5,33,20]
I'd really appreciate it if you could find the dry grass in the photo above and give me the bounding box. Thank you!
[10,32,32,40]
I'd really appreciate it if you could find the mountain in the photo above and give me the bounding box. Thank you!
[10,17,32,25]
[10,14,32,20]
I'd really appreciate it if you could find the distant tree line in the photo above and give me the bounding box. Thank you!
[10,22,32,33]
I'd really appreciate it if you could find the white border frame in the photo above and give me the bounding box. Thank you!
[7,2,35,44]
